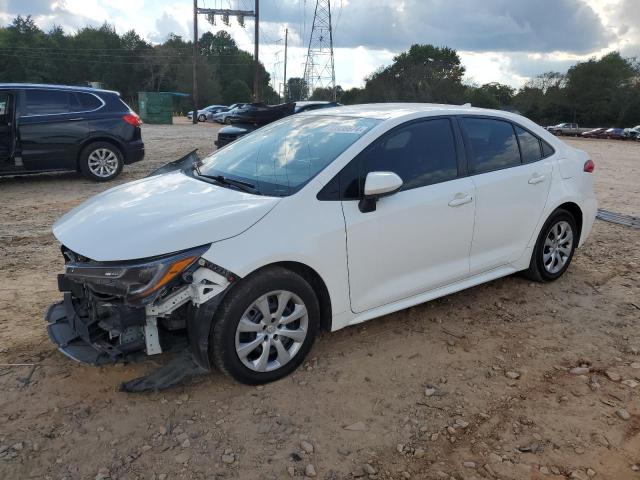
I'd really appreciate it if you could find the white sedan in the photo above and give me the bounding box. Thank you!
[47,104,597,385]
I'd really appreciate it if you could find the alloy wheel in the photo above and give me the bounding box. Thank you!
[543,220,574,274]
[234,290,308,372]
[87,148,119,178]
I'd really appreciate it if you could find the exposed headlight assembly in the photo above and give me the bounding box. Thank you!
[63,245,211,305]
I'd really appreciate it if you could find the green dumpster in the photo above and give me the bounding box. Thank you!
[138,92,173,124]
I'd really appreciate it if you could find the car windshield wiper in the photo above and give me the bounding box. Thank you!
[197,172,261,195]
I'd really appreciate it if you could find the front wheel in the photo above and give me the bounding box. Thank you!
[209,267,320,384]
[79,142,124,181]
[523,209,578,282]
[198,114,207,122]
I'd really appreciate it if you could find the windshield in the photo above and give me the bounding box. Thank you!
[196,115,380,196]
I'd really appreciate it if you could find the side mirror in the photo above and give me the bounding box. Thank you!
[359,171,403,213]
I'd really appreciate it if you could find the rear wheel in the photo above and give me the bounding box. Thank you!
[209,267,320,384]
[79,142,123,181]
[523,209,578,282]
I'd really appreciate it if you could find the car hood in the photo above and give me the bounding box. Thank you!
[53,171,280,261]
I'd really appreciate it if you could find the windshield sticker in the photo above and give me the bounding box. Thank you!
[321,125,369,134]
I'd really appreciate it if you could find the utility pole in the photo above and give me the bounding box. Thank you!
[192,0,199,124]
[195,2,259,103]
[303,0,336,100]
[253,0,260,102]
[283,28,288,102]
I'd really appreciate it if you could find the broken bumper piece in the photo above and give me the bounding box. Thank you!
[45,293,145,365]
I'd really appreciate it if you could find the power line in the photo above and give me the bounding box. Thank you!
[0,52,258,66]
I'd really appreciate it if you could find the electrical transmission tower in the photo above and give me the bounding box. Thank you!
[303,0,336,100]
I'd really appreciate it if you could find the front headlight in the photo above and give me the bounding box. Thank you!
[64,245,210,304]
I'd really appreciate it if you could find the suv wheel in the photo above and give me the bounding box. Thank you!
[80,142,123,181]
[210,266,320,385]
[524,209,578,282]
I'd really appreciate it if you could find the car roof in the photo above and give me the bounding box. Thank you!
[0,82,119,95]
[295,101,336,106]
[301,102,526,122]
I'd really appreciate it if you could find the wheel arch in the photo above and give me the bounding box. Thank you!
[553,201,583,245]
[77,136,125,170]
[250,261,333,332]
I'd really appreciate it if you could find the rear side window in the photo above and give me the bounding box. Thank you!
[541,139,555,158]
[23,89,71,115]
[515,126,542,163]
[348,118,458,196]
[75,92,102,110]
[463,118,521,173]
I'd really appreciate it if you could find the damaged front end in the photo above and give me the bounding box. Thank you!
[45,244,236,370]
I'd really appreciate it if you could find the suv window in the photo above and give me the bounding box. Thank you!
[24,89,71,115]
[23,89,102,115]
[463,117,521,173]
[347,118,458,196]
[515,126,542,163]
[75,92,102,110]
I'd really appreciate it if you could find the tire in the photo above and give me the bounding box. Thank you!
[79,142,124,181]
[523,209,578,283]
[210,266,320,385]
[198,114,207,122]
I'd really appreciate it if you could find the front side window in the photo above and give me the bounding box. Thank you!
[463,117,521,173]
[196,115,380,197]
[351,118,459,195]
[23,89,71,115]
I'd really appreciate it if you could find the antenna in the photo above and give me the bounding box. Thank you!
[303,0,336,100]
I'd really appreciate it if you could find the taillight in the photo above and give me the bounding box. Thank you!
[123,113,142,127]
[583,159,595,173]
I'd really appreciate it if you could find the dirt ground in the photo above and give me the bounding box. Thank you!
[0,119,639,480]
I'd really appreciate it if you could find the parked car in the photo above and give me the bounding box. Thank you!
[546,123,589,136]
[187,105,226,122]
[294,101,342,113]
[212,103,247,124]
[604,127,625,139]
[227,102,295,124]
[215,123,257,148]
[581,128,607,139]
[622,125,640,139]
[46,104,597,385]
[215,101,341,148]
[0,83,143,181]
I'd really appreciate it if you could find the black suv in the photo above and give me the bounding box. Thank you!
[0,84,144,181]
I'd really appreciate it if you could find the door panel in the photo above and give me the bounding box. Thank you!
[18,115,88,170]
[343,177,475,313]
[469,160,553,273]
[0,92,13,164]
[17,88,90,171]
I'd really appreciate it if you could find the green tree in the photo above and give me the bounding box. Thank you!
[223,79,251,104]
[360,44,466,103]
[286,77,308,102]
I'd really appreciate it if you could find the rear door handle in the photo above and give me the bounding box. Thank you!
[448,194,473,207]
[528,174,546,184]
[68,117,85,122]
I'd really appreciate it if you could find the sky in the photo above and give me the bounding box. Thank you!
[1,0,639,93]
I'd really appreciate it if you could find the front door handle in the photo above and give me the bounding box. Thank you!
[448,194,473,207]
[528,173,546,185]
